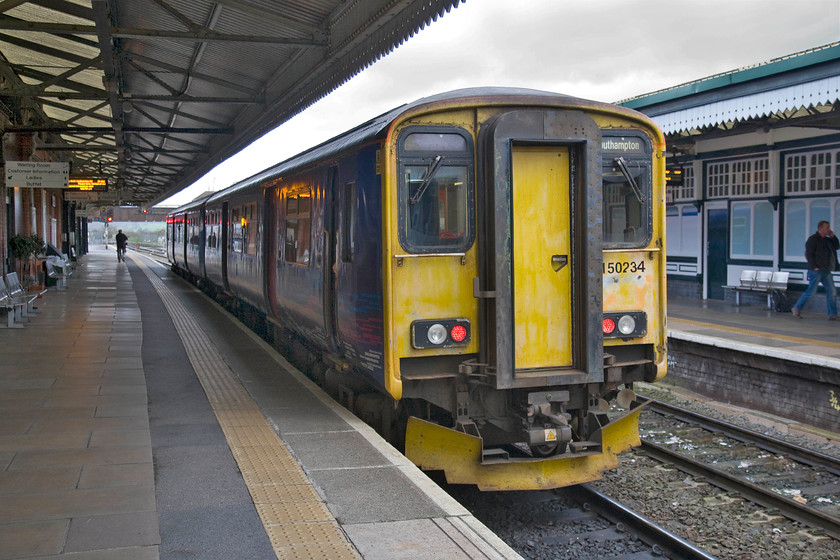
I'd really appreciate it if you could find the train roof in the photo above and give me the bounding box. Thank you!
[202,87,654,205]
[167,191,215,215]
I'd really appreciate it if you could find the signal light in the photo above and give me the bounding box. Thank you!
[107,216,113,222]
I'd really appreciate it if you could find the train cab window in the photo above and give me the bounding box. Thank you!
[285,191,312,265]
[398,128,475,253]
[601,133,653,247]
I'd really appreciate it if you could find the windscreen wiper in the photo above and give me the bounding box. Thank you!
[409,155,443,205]
[614,157,645,203]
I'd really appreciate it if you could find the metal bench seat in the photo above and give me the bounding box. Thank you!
[723,269,790,308]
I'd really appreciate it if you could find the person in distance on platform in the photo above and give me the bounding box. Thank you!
[792,220,839,319]
[115,229,128,263]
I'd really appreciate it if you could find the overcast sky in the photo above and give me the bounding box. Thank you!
[160,0,840,207]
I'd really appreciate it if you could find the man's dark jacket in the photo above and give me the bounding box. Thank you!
[805,232,840,271]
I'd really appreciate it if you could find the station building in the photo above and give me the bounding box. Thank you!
[622,42,840,310]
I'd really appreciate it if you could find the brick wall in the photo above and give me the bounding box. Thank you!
[667,277,702,299]
[666,337,840,432]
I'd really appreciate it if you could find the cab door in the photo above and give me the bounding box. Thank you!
[478,109,603,389]
[511,145,573,370]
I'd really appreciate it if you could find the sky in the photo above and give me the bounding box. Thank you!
[159,0,840,207]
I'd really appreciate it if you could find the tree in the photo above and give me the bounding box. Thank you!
[9,233,46,285]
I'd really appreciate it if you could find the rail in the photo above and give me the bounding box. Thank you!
[561,484,718,560]
[639,397,840,540]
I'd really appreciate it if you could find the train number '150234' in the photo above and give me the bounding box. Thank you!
[603,261,646,274]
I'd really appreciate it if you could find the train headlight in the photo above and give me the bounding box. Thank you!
[427,324,447,345]
[617,315,636,335]
[602,312,647,339]
[411,319,471,349]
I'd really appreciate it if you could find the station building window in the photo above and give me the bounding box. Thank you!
[730,201,773,259]
[785,148,840,194]
[680,166,695,201]
[666,203,700,256]
[707,157,769,199]
[707,162,729,198]
[784,198,833,261]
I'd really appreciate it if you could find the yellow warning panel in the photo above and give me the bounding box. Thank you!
[405,406,645,491]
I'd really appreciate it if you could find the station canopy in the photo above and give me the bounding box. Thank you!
[621,42,840,143]
[0,0,462,206]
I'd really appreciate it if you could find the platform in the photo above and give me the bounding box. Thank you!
[0,246,520,560]
[668,294,840,367]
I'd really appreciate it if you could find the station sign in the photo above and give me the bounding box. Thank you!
[5,161,69,189]
[68,178,108,192]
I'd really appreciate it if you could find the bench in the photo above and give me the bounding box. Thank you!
[0,276,35,326]
[723,269,790,308]
[0,288,22,328]
[46,258,68,289]
[7,271,46,300]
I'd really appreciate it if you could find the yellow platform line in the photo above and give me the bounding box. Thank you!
[670,316,840,349]
[133,256,360,560]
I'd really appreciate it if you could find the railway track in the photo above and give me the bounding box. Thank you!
[582,395,839,558]
[443,477,716,560]
[640,398,840,540]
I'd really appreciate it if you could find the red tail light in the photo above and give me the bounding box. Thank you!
[450,324,467,342]
[602,318,616,334]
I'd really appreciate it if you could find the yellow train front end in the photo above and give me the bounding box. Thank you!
[380,90,666,490]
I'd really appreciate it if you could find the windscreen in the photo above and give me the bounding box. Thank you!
[398,129,475,253]
[602,134,652,247]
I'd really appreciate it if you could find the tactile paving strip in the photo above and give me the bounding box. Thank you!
[135,257,360,559]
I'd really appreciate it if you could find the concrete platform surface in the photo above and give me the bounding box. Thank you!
[0,246,520,560]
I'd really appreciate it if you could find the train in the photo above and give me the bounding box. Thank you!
[167,88,667,490]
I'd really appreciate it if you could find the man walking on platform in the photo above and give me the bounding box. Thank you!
[792,220,839,319]
[115,229,128,262]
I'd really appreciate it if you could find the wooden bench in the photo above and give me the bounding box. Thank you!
[723,269,790,308]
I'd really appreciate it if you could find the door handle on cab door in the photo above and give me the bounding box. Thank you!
[551,255,568,272]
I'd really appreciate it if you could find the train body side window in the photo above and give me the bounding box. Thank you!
[285,191,312,265]
[207,210,218,249]
[341,182,355,262]
[231,206,244,253]
[245,202,257,255]
[397,128,475,253]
